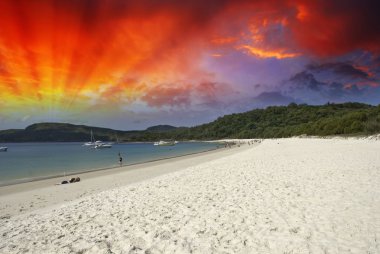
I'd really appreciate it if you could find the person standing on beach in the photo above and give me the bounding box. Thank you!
[118,152,123,166]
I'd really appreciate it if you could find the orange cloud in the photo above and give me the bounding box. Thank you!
[211,37,238,45]
[239,45,300,59]
[296,5,309,21]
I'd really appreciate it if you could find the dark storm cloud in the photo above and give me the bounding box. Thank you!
[289,71,324,91]
[307,62,369,79]
[285,70,369,103]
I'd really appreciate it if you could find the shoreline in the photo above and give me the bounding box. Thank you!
[0,145,223,187]
[0,143,253,216]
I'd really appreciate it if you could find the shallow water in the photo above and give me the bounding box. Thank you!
[0,142,219,185]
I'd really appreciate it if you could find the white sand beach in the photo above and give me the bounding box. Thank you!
[0,138,379,253]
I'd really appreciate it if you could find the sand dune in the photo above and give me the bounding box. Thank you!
[0,138,379,253]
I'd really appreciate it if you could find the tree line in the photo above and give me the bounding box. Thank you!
[0,102,379,142]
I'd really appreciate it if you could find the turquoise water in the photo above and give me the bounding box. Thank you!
[0,142,219,186]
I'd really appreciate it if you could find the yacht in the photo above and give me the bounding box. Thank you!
[83,130,95,147]
[154,140,176,146]
[83,131,112,148]
[0,146,7,152]
[94,142,112,149]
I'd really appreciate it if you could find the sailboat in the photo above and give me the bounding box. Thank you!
[82,130,113,148]
[154,140,176,146]
[83,130,95,147]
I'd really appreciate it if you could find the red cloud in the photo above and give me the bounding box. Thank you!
[142,84,192,108]
[141,81,234,108]
[290,1,380,56]
[223,0,380,57]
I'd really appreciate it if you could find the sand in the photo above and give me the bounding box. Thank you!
[0,138,379,253]
[0,145,246,216]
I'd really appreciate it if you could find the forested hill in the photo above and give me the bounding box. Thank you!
[0,102,379,142]
[174,102,380,139]
[0,123,180,142]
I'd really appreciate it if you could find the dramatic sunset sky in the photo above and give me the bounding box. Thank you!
[0,0,379,130]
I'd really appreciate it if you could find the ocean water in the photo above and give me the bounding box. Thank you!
[0,142,220,186]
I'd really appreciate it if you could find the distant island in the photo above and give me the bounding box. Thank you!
[1,102,379,142]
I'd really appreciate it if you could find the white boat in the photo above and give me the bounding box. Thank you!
[83,142,94,146]
[154,140,176,146]
[0,146,7,152]
[94,142,112,149]
[83,131,112,148]
[83,130,95,146]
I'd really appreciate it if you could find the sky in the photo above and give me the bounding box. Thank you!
[0,0,379,130]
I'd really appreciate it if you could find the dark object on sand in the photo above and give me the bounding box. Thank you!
[57,177,80,185]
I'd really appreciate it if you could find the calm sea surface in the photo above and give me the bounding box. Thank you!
[0,142,219,186]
